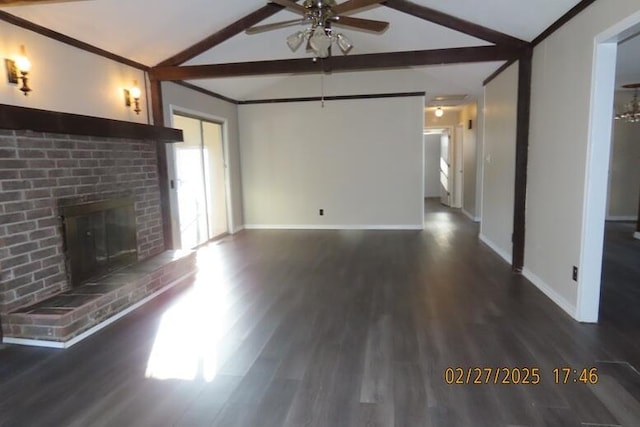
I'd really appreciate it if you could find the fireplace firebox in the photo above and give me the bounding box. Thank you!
[60,198,138,288]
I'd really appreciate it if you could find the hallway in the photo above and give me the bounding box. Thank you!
[1,202,640,426]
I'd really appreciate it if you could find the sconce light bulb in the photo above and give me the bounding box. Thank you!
[16,56,31,73]
[130,84,141,100]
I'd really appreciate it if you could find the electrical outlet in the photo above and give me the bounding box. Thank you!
[319,209,324,216]
[572,266,578,282]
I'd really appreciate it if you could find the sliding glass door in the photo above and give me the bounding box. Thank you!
[173,114,228,249]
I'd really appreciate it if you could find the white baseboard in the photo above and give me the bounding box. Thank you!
[232,225,245,234]
[462,209,480,222]
[635,232,640,240]
[522,268,577,320]
[3,271,196,349]
[606,215,637,221]
[243,224,424,230]
[479,233,512,264]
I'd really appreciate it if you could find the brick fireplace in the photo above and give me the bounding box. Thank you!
[0,105,194,345]
[0,131,165,312]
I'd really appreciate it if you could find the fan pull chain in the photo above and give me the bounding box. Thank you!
[321,72,325,108]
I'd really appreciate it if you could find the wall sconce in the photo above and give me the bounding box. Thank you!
[5,45,32,96]
[435,106,444,118]
[124,80,142,115]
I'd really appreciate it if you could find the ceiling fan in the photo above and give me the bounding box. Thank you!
[246,0,389,58]
[0,0,90,5]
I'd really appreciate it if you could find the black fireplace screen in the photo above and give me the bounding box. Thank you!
[60,198,138,288]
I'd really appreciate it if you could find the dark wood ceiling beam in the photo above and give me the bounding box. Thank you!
[150,45,520,81]
[0,10,148,70]
[383,0,528,48]
[157,3,293,67]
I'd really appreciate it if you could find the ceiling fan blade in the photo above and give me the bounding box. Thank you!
[332,15,389,32]
[246,19,305,34]
[333,0,384,15]
[269,0,306,15]
[0,0,90,4]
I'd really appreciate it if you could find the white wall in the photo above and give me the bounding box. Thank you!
[460,103,479,219]
[607,91,640,220]
[239,96,424,229]
[161,82,244,238]
[481,62,518,263]
[0,21,147,123]
[424,134,441,198]
[525,0,640,320]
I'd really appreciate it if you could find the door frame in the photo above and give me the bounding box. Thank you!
[424,126,457,208]
[168,105,234,249]
[580,11,640,322]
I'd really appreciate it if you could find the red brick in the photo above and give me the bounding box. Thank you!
[3,201,34,213]
[0,254,29,269]
[20,170,48,180]
[13,261,42,277]
[46,150,70,159]
[6,221,36,234]
[0,148,17,158]
[2,180,31,191]
[29,227,56,240]
[15,280,44,298]
[33,265,60,281]
[17,149,46,159]
[25,208,54,220]
[0,212,26,224]
[30,247,58,262]
[27,159,56,169]
[0,159,28,169]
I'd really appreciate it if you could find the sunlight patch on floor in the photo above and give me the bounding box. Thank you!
[145,243,232,382]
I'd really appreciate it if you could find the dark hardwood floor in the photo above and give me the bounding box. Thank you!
[1,200,640,426]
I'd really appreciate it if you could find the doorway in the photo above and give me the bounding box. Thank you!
[172,114,229,249]
[581,12,640,322]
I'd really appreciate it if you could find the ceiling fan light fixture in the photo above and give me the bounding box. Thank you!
[336,33,353,54]
[615,86,640,123]
[287,31,306,52]
[309,26,332,58]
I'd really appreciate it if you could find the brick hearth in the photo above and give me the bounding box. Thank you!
[0,129,176,343]
[4,250,196,344]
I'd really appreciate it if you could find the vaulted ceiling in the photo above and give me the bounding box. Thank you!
[2,0,591,101]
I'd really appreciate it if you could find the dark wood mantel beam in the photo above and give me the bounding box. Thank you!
[156,3,295,67]
[150,45,520,81]
[383,0,529,48]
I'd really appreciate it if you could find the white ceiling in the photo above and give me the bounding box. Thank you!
[3,0,587,101]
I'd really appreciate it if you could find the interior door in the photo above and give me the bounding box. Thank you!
[440,130,451,206]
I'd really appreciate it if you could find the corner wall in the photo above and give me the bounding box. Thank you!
[525,0,640,319]
[239,96,424,229]
[481,62,518,263]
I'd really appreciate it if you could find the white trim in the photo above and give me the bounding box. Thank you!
[462,209,480,222]
[605,215,637,221]
[3,271,196,349]
[479,233,512,264]
[634,232,640,240]
[244,224,424,231]
[522,268,577,320]
[232,225,245,234]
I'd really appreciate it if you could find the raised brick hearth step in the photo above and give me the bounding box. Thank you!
[3,250,196,346]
